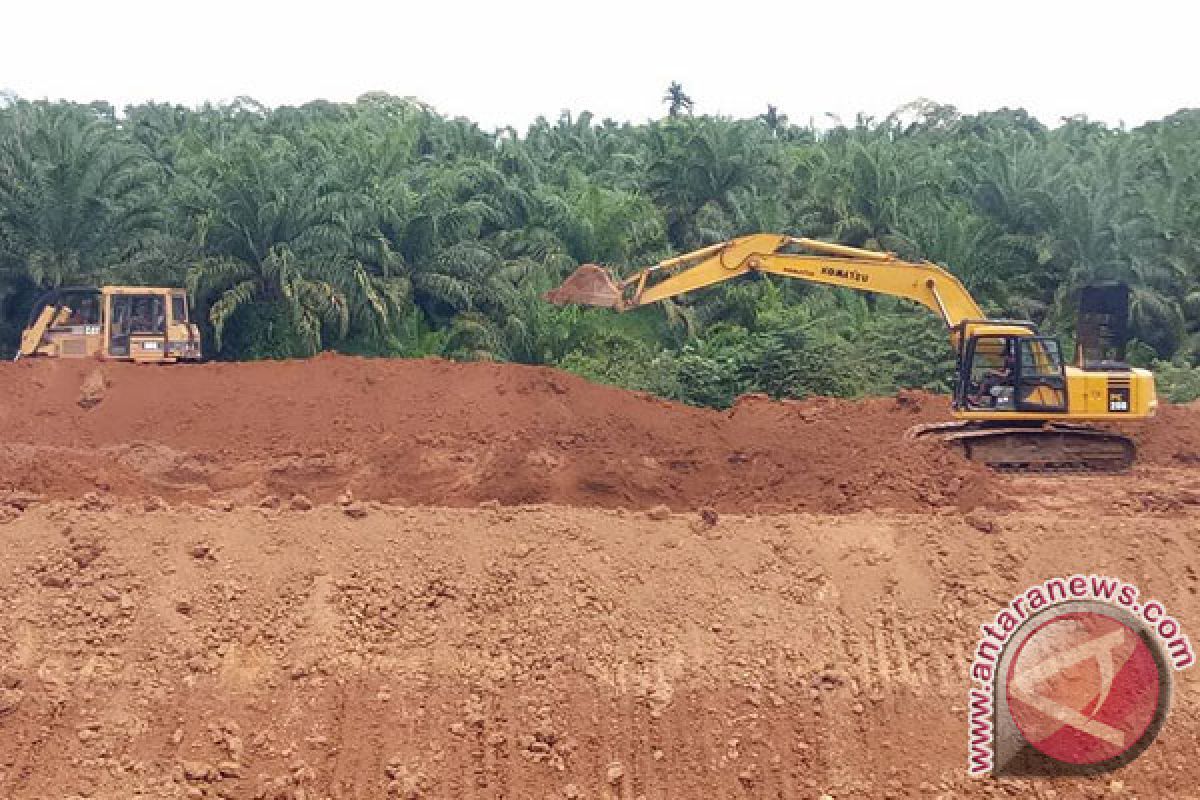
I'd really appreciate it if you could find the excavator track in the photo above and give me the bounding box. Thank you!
[907,421,1136,473]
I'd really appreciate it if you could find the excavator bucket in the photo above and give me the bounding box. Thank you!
[543,264,624,308]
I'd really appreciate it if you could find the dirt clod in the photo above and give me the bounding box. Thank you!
[181,761,214,782]
[0,491,40,511]
[645,505,671,521]
[77,368,108,409]
[964,513,997,534]
[0,687,24,715]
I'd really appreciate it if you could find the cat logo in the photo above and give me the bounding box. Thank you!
[1108,387,1131,413]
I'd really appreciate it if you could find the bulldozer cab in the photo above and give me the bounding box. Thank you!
[108,292,166,358]
[956,328,1068,414]
[17,286,202,362]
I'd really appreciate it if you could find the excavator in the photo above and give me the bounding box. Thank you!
[545,233,1157,471]
[15,286,203,363]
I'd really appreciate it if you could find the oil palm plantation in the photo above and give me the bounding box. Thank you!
[2,90,1200,399]
[0,100,164,289]
[180,132,402,355]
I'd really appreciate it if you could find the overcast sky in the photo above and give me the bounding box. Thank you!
[3,0,1196,130]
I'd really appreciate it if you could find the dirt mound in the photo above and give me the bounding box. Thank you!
[1132,399,1200,466]
[0,355,1000,513]
[0,354,1192,512]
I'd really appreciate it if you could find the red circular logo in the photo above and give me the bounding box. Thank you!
[1005,611,1162,766]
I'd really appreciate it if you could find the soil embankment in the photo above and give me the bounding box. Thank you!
[4,355,1192,513]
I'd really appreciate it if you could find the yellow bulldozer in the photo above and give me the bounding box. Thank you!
[16,286,203,363]
[546,233,1157,471]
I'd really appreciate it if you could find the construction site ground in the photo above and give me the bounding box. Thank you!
[0,355,1198,799]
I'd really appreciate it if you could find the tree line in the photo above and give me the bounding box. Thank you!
[1,89,1198,402]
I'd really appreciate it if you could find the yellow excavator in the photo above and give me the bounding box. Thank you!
[15,286,203,363]
[545,233,1157,471]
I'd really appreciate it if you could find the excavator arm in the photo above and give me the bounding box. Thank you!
[545,233,985,336]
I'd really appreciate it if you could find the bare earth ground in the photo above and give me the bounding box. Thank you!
[1,357,1198,799]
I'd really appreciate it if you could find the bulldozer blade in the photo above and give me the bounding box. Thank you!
[543,264,624,308]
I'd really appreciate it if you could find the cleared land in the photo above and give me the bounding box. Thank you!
[1,356,1198,799]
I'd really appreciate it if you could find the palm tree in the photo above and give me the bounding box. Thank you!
[802,132,941,256]
[644,118,776,248]
[180,132,402,355]
[0,100,164,288]
[1049,135,1189,355]
[759,104,788,136]
[662,82,694,118]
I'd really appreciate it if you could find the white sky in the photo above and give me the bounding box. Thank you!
[2,0,1196,130]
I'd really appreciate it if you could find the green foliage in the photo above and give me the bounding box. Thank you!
[559,329,678,396]
[3,92,1200,404]
[859,308,957,393]
[0,100,164,288]
[214,302,311,361]
[667,326,757,408]
[1150,359,1200,403]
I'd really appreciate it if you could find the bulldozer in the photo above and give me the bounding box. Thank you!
[545,233,1157,471]
[15,286,203,363]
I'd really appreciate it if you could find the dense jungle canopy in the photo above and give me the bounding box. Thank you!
[2,90,1198,402]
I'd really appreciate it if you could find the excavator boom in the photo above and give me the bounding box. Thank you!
[546,234,986,343]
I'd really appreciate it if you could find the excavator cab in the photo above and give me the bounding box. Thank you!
[957,330,1068,413]
[16,286,202,362]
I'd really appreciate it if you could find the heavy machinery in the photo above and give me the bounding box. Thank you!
[15,286,202,363]
[545,233,1157,471]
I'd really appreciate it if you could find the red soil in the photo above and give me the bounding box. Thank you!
[0,354,1189,512]
[2,355,1199,800]
[0,355,993,513]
